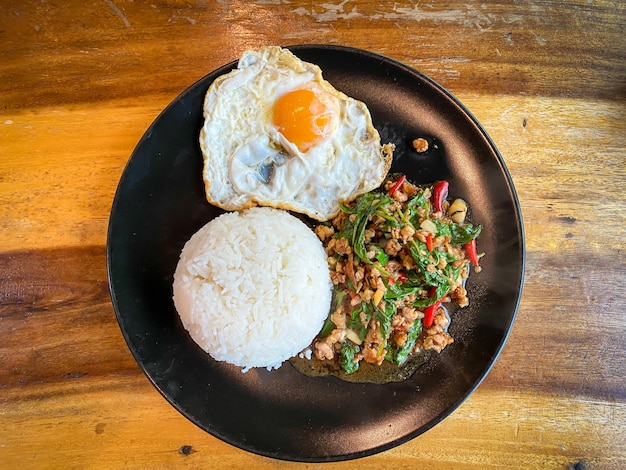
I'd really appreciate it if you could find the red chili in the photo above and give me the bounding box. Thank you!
[465,238,480,266]
[388,174,406,195]
[389,272,408,286]
[423,300,441,328]
[432,180,449,213]
[426,234,433,251]
[423,286,440,327]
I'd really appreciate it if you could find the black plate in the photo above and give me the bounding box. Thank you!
[107,45,525,462]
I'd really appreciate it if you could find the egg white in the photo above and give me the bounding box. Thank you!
[200,46,392,221]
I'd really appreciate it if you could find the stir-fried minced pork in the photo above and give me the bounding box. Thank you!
[311,175,483,374]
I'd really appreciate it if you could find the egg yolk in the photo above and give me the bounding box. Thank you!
[272,88,334,153]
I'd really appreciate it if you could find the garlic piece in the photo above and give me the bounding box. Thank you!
[448,198,468,224]
[420,219,437,234]
[345,328,363,345]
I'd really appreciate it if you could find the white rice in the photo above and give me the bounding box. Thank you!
[173,207,332,371]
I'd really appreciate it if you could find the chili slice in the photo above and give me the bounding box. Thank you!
[465,239,480,266]
[423,286,440,328]
[423,300,441,328]
[432,180,449,213]
[426,234,433,251]
[388,174,406,195]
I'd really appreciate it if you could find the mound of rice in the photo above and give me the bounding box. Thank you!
[173,207,332,371]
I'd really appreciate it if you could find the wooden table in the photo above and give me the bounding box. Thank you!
[1,1,624,468]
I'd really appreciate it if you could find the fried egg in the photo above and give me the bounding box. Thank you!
[200,46,393,221]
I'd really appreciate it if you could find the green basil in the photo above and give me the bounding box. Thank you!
[449,223,482,245]
[319,289,347,337]
[393,320,422,365]
[340,342,360,374]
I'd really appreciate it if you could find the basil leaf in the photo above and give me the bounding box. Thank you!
[450,223,482,245]
[374,301,395,342]
[338,192,394,264]
[375,248,389,266]
[406,190,429,226]
[413,295,439,308]
[319,289,346,337]
[375,206,401,230]
[340,342,360,374]
[339,202,357,214]
[352,214,372,263]
[409,243,450,288]
[347,305,367,339]
[385,281,420,300]
[393,320,422,365]
[434,219,452,238]
[318,314,335,338]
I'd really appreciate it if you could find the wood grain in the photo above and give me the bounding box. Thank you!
[1,0,625,468]
[2,0,624,112]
